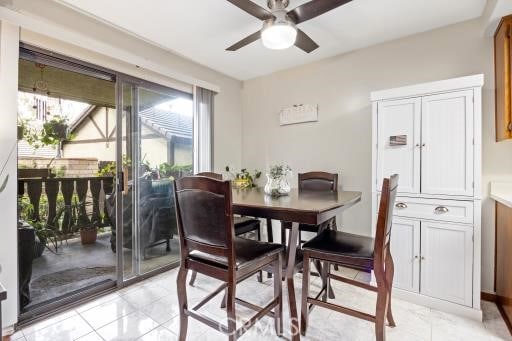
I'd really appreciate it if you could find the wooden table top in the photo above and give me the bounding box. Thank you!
[232,187,362,225]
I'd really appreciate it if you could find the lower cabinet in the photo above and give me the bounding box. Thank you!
[390,218,420,292]
[391,218,473,307]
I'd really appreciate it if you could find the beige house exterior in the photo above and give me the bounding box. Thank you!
[62,106,192,168]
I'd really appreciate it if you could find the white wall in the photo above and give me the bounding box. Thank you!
[241,17,512,294]
[0,20,19,330]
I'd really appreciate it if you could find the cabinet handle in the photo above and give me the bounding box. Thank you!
[434,206,449,213]
[421,143,426,147]
[508,122,512,132]
[395,202,407,209]
[421,256,425,260]
[414,255,419,260]
[415,143,420,147]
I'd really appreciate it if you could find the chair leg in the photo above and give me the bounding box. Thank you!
[166,239,171,252]
[257,228,263,283]
[280,224,286,245]
[300,252,311,336]
[266,219,273,279]
[322,261,333,301]
[226,277,237,341]
[177,266,189,341]
[189,270,197,286]
[274,253,283,336]
[221,289,227,309]
[385,250,396,327]
[375,270,389,341]
[329,218,339,272]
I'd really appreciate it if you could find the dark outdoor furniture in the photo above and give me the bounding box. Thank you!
[18,223,35,309]
[174,176,284,341]
[189,172,265,286]
[231,187,362,341]
[300,175,399,341]
[106,179,177,257]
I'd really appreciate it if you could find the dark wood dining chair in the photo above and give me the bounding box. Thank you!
[281,172,339,246]
[174,176,284,341]
[189,172,265,286]
[300,174,399,341]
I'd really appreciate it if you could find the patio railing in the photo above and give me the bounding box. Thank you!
[18,176,115,234]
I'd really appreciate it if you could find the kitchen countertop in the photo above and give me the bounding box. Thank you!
[491,182,512,208]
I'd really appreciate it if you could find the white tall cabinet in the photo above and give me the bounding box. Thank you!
[371,75,483,320]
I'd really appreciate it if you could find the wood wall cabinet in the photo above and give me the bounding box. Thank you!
[495,202,512,330]
[494,15,512,141]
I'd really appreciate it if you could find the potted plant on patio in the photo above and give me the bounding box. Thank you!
[80,224,98,245]
[74,199,97,245]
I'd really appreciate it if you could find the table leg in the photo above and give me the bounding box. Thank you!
[286,222,300,340]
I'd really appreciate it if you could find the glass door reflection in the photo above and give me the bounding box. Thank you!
[117,79,193,282]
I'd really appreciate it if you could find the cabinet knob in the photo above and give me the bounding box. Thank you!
[415,143,420,147]
[421,256,425,260]
[395,202,407,209]
[434,206,449,213]
[508,122,512,132]
[414,255,419,260]
[422,143,426,147]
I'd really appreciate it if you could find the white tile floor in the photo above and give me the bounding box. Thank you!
[7,266,511,341]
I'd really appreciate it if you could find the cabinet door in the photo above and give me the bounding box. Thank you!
[377,98,421,194]
[420,221,473,306]
[421,91,474,196]
[494,16,512,141]
[390,218,420,293]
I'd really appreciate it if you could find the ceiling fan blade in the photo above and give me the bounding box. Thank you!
[226,31,261,51]
[226,0,274,21]
[287,0,352,24]
[295,29,319,53]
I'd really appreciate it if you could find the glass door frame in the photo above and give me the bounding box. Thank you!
[17,43,118,324]
[115,74,192,287]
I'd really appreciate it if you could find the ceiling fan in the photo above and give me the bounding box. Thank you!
[226,0,352,53]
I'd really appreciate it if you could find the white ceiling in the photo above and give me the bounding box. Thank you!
[56,0,487,80]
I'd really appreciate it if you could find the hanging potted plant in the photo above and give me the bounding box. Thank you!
[17,119,27,141]
[41,116,72,158]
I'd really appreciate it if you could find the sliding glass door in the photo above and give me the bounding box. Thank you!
[116,77,193,282]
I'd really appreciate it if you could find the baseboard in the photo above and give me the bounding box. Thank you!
[481,291,497,302]
[393,288,483,321]
[496,303,512,336]
[2,325,15,338]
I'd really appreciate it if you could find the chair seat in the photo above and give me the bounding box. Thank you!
[234,216,260,235]
[302,230,374,262]
[190,237,283,270]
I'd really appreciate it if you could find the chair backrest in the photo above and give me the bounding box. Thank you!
[374,174,399,262]
[174,176,234,259]
[298,172,338,192]
[196,172,223,180]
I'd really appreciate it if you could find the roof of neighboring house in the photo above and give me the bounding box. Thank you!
[68,106,192,141]
[69,105,97,132]
[18,140,57,158]
[139,108,192,140]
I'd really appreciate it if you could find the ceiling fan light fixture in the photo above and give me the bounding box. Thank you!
[261,20,297,50]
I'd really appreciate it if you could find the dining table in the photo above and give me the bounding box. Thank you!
[232,187,362,340]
